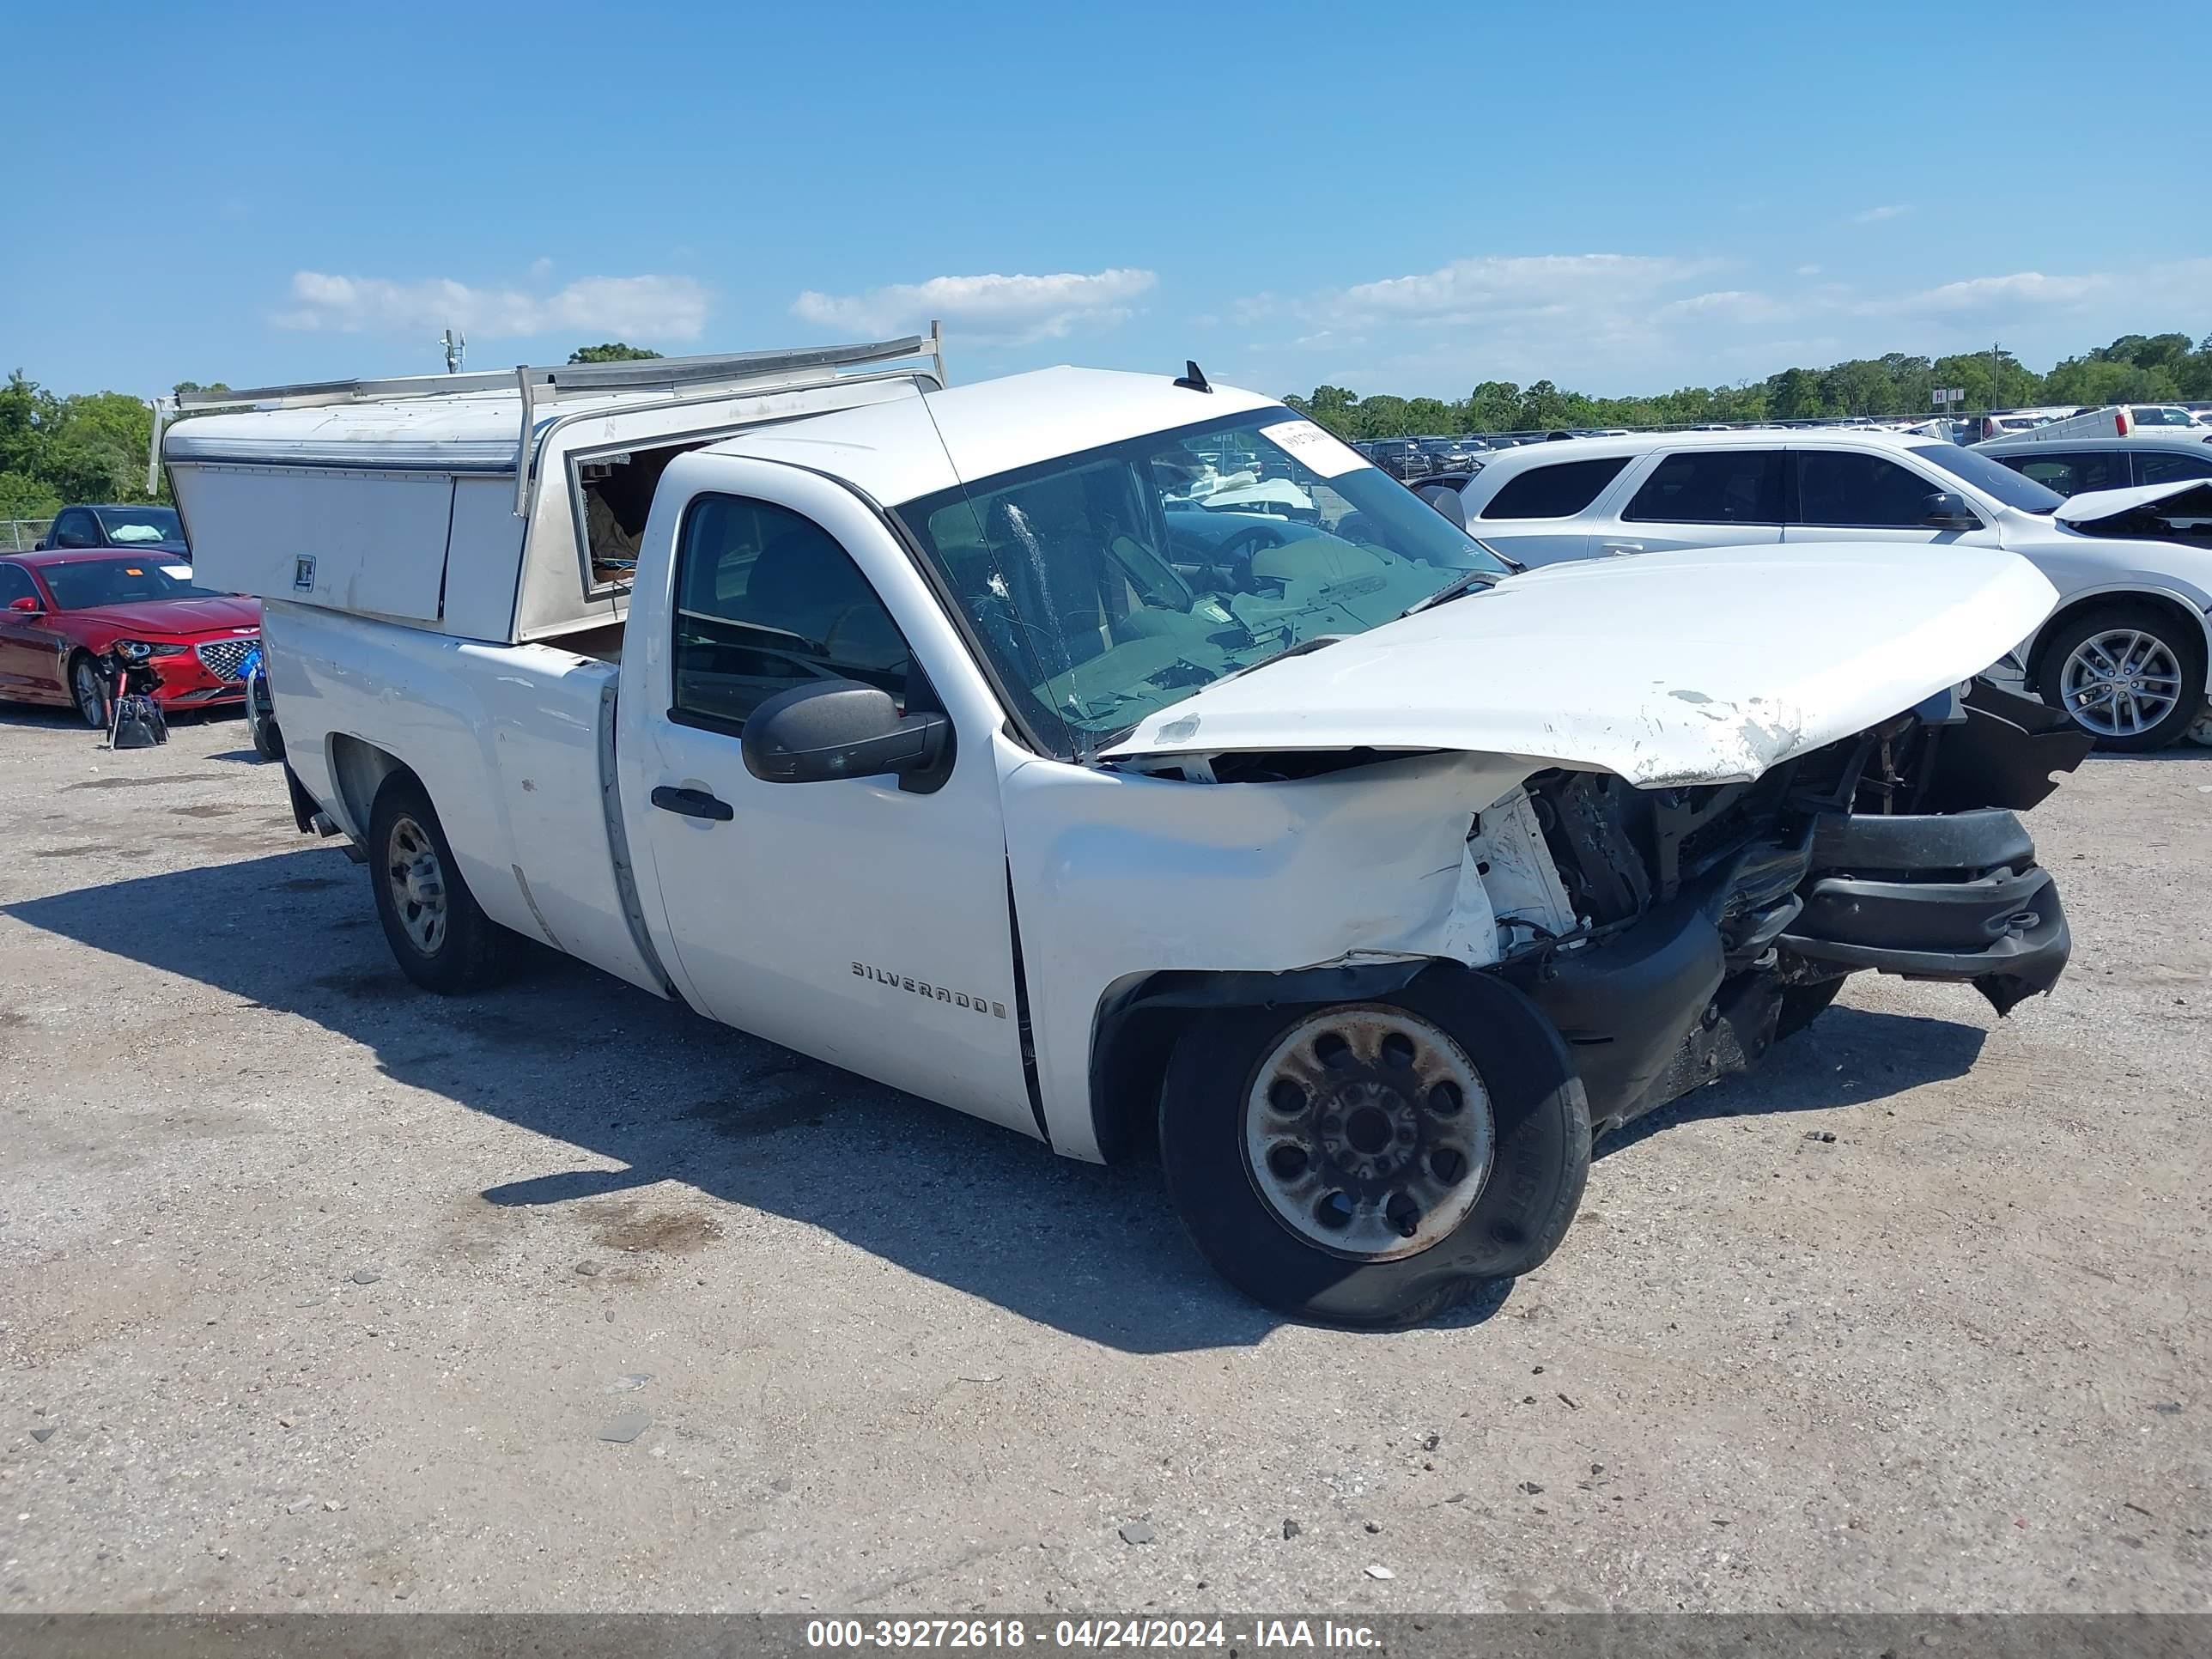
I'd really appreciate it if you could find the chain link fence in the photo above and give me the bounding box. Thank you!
[3,520,53,552]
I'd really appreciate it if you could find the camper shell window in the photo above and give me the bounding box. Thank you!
[570,437,715,597]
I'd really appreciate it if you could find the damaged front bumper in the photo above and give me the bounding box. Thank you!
[1516,806,2069,1137]
[1778,807,2069,1015]
[1506,681,2088,1136]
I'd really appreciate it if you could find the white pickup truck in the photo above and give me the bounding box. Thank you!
[167,337,2089,1327]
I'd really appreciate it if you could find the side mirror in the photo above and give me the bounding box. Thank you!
[1923,490,1982,531]
[741,679,952,793]
[8,595,39,613]
[1414,482,1468,530]
[32,540,47,551]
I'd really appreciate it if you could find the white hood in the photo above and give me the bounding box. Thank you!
[2053,477,2212,526]
[1103,542,2060,787]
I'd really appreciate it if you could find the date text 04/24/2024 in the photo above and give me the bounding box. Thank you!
[805,1620,1380,1649]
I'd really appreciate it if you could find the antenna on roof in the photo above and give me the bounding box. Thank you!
[441,329,466,374]
[1173,360,1212,393]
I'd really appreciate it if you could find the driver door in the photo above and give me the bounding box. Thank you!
[1782,448,2003,548]
[0,562,56,693]
[617,459,1039,1139]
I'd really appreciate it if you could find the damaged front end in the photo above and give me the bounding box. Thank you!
[1490,680,2089,1138]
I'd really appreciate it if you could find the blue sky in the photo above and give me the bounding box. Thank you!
[8,1,2203,402]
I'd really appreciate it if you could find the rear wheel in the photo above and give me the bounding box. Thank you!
[1159,971,1589,1328]
[367,773,514,994]
[70,654,108,729]
[2039,605,2205,752]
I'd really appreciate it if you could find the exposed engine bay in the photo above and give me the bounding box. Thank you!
[1477,679,2090,1136]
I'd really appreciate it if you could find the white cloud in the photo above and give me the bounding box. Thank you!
[1310,253,1719,327]
[1231,253,1735,387]
[1796,263,1823,276]
[272,270,710,342]
[1658,289,1787,323]
[1865,269,2109,317]
[1853,204,1911,224]
[791,269,1157,345]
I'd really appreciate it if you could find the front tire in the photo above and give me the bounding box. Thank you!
[367,773,514,994]
[70,653,108,729]
[2039,605,2205,752]
[1159,970,1589,1328]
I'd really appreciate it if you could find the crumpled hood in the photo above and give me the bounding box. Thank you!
[1103,542,2060,787]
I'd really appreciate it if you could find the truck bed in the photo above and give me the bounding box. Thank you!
[265,599,665,996]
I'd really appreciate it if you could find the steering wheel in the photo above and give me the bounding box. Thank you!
[1215,522,1289,568]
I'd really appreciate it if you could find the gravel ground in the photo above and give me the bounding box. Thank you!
[0,704,2206,1614]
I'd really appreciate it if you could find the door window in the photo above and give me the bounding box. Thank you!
[0,564,40,607]
[2008,452,2119,497]
[1478,457,1630,519]
[50,512,94,548]
[670,495,913,731]
[1795,451,1942,528]
[1625,450,1784,523]
[2137,449,2212,486]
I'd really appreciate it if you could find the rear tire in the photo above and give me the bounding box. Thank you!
[367,773,514,995]
[2037,604,2205,753]
[1158,969,1589,1328]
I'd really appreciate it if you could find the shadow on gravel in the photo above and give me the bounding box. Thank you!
[5,848,1979,1350]
[1593,1006,1986,1163]
[0,703,84,731]
[0,702,250,734]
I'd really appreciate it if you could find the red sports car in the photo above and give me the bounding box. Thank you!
[0,549,262,726]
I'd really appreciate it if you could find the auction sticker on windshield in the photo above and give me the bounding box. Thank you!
[1259,419,1367,478]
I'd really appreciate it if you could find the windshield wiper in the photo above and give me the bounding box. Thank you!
[1398,568,1500,618]
[1213,633,1344,687]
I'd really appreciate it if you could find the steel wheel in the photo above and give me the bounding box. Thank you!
[72,657,108,728]
[1242,1005,1494,1261]
[384,815,449,957]
[2059,629,2185,739]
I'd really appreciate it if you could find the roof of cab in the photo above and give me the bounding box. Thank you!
[701,366,1281,507]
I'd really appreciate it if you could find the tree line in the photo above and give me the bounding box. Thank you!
[1284,331,2212,440]
[3,331,2204,520]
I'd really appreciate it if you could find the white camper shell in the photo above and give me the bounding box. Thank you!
[162,333,945,647]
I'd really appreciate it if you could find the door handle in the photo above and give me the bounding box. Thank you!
[651,785,733,822]
[1600,540,1644,556]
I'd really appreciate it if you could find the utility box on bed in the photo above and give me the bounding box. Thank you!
[162,333,945,646]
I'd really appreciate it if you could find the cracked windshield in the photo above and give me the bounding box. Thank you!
[897,410,1510,753]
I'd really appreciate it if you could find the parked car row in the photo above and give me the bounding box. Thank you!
[1414,426,2212,750]
[1346,407,2212,477]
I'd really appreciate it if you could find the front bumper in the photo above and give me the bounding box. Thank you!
[146,640,257,708]
[1777,807,2069,1015]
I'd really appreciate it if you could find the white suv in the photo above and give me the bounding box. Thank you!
[1448,429,2212,750]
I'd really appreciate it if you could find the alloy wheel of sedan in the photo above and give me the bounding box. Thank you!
[71,657,107,727]
[2058,629,2185,739]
